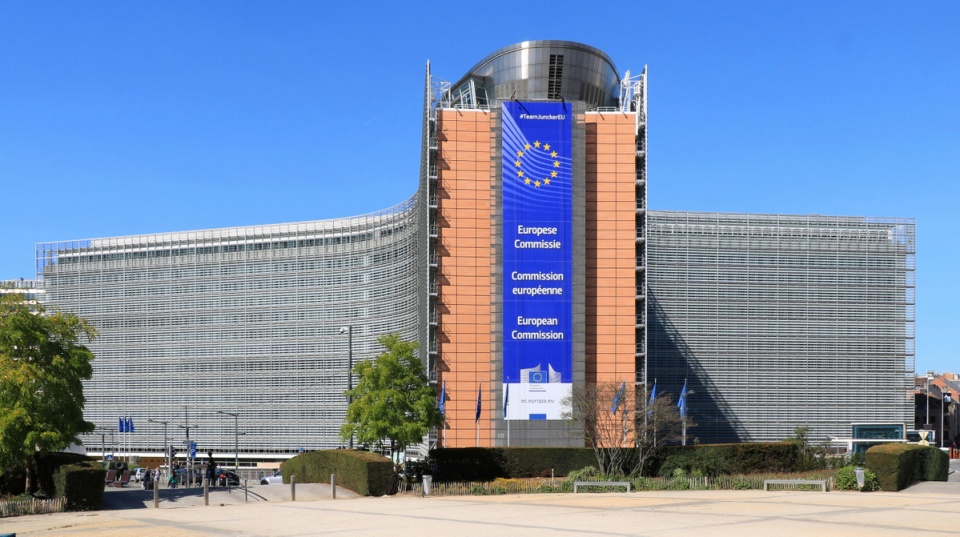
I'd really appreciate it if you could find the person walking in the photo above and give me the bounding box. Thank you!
[206,451,218,484]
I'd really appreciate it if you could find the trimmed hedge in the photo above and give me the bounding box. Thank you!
[53,461,106,511]
[429,443,801,482]
[865,444,948,491]
[655,443,802,477]
[282,450,395,496]
[428,448,596,482]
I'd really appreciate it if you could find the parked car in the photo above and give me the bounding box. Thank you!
[260,470,283,485]
[216,469,242,486]
[133,468,147,483]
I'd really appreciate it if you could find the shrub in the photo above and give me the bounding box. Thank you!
[283,450,395,496]
[865,444,946,491]
[53,462,105,510]
[834,466,879,492]
[428,448,595,481]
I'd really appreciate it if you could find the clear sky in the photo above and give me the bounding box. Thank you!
[1,2,957,375]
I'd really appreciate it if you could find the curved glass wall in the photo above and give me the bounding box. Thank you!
[37,199,420,460]
[448,40,621,109]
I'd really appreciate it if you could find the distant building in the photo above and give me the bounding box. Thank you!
[1,278,43,302]
[915,372,958,447]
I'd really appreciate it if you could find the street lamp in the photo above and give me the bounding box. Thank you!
[148,419,169,475]
[217,410,240,471]
[942,392,952,449]
[340,325,354,449]
[926,374,935,429]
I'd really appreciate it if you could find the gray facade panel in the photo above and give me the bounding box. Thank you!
[647,211,916,444]
[38,201,420,459]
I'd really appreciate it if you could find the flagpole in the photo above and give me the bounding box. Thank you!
[476,380,479,448]
[505,377,510,448]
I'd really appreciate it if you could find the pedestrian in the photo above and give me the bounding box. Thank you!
[206,451,218,483]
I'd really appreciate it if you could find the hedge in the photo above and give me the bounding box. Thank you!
[282,450,395,496]
[53,461,106,511]
[655,442,802,477]
[865,444,948,491]
[428,448,596,482]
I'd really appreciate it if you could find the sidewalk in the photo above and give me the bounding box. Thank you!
[6,483,960,537]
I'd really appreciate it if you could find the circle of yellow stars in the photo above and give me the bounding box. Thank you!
[514,140,560,188]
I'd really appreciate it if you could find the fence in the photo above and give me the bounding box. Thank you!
[0,496,66,517]
[402,474,836,496]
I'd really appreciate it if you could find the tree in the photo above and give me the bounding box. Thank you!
[0,292,97,494]
[339,334,442,462]
[565,381,682,476]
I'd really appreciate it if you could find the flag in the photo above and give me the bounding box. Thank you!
[118,417,125,433]
[647,381,657,417]
[503,381,510,419]
[611,381,626,415]
[439,381,446,415]
[678,381,688,419]
[127,417,134,433]
[475,382,482,422]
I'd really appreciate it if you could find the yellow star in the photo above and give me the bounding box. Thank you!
[534,141,541,148]
[544,178,551,185]
[514,160,521,167]
[553,161,560,168]
[524,143,531,150]
[550,171,558,178]
[524,178,531,185]
[550,151,557,158]
[543,143,551,151]
[517,170,524,177]
[517,150,523,157]
[534,180,541,187]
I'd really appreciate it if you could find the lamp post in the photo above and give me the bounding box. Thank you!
[926,375,935,429]
[340,325,354,449]
[217,410,240,471]
[148,419,169,475]
[942,392,951,449]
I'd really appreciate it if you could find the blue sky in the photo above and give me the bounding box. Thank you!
[1,2,956,375]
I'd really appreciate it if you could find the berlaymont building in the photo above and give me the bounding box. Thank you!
[34,41,916,466]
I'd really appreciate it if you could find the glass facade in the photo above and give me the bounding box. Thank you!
[647,211,916,443]
[37,201,420,459]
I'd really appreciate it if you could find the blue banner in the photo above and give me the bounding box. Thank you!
[501,101,573,420]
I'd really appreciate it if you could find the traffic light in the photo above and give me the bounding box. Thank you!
[169,445,178,459]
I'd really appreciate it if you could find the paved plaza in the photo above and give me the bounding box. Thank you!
[4,480,960,537]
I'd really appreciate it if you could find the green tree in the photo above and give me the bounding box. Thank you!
[340,334,442,461]
[0,292,97,494]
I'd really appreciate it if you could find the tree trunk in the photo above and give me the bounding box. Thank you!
[24,455,37,495]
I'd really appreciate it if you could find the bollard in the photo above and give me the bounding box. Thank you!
[154,479,160,508]
[203,478,209,506]
[291,474,296,501]
[331,473,337,499]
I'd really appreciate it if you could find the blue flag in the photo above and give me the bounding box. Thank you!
[503,382,510,419]
[678,381,688,419]
[475,382,482,422]
[439,381,446,415]
[647,382,657,417]
[118,417,125,433]
[611,381,626,415]
[127,417,134,433]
